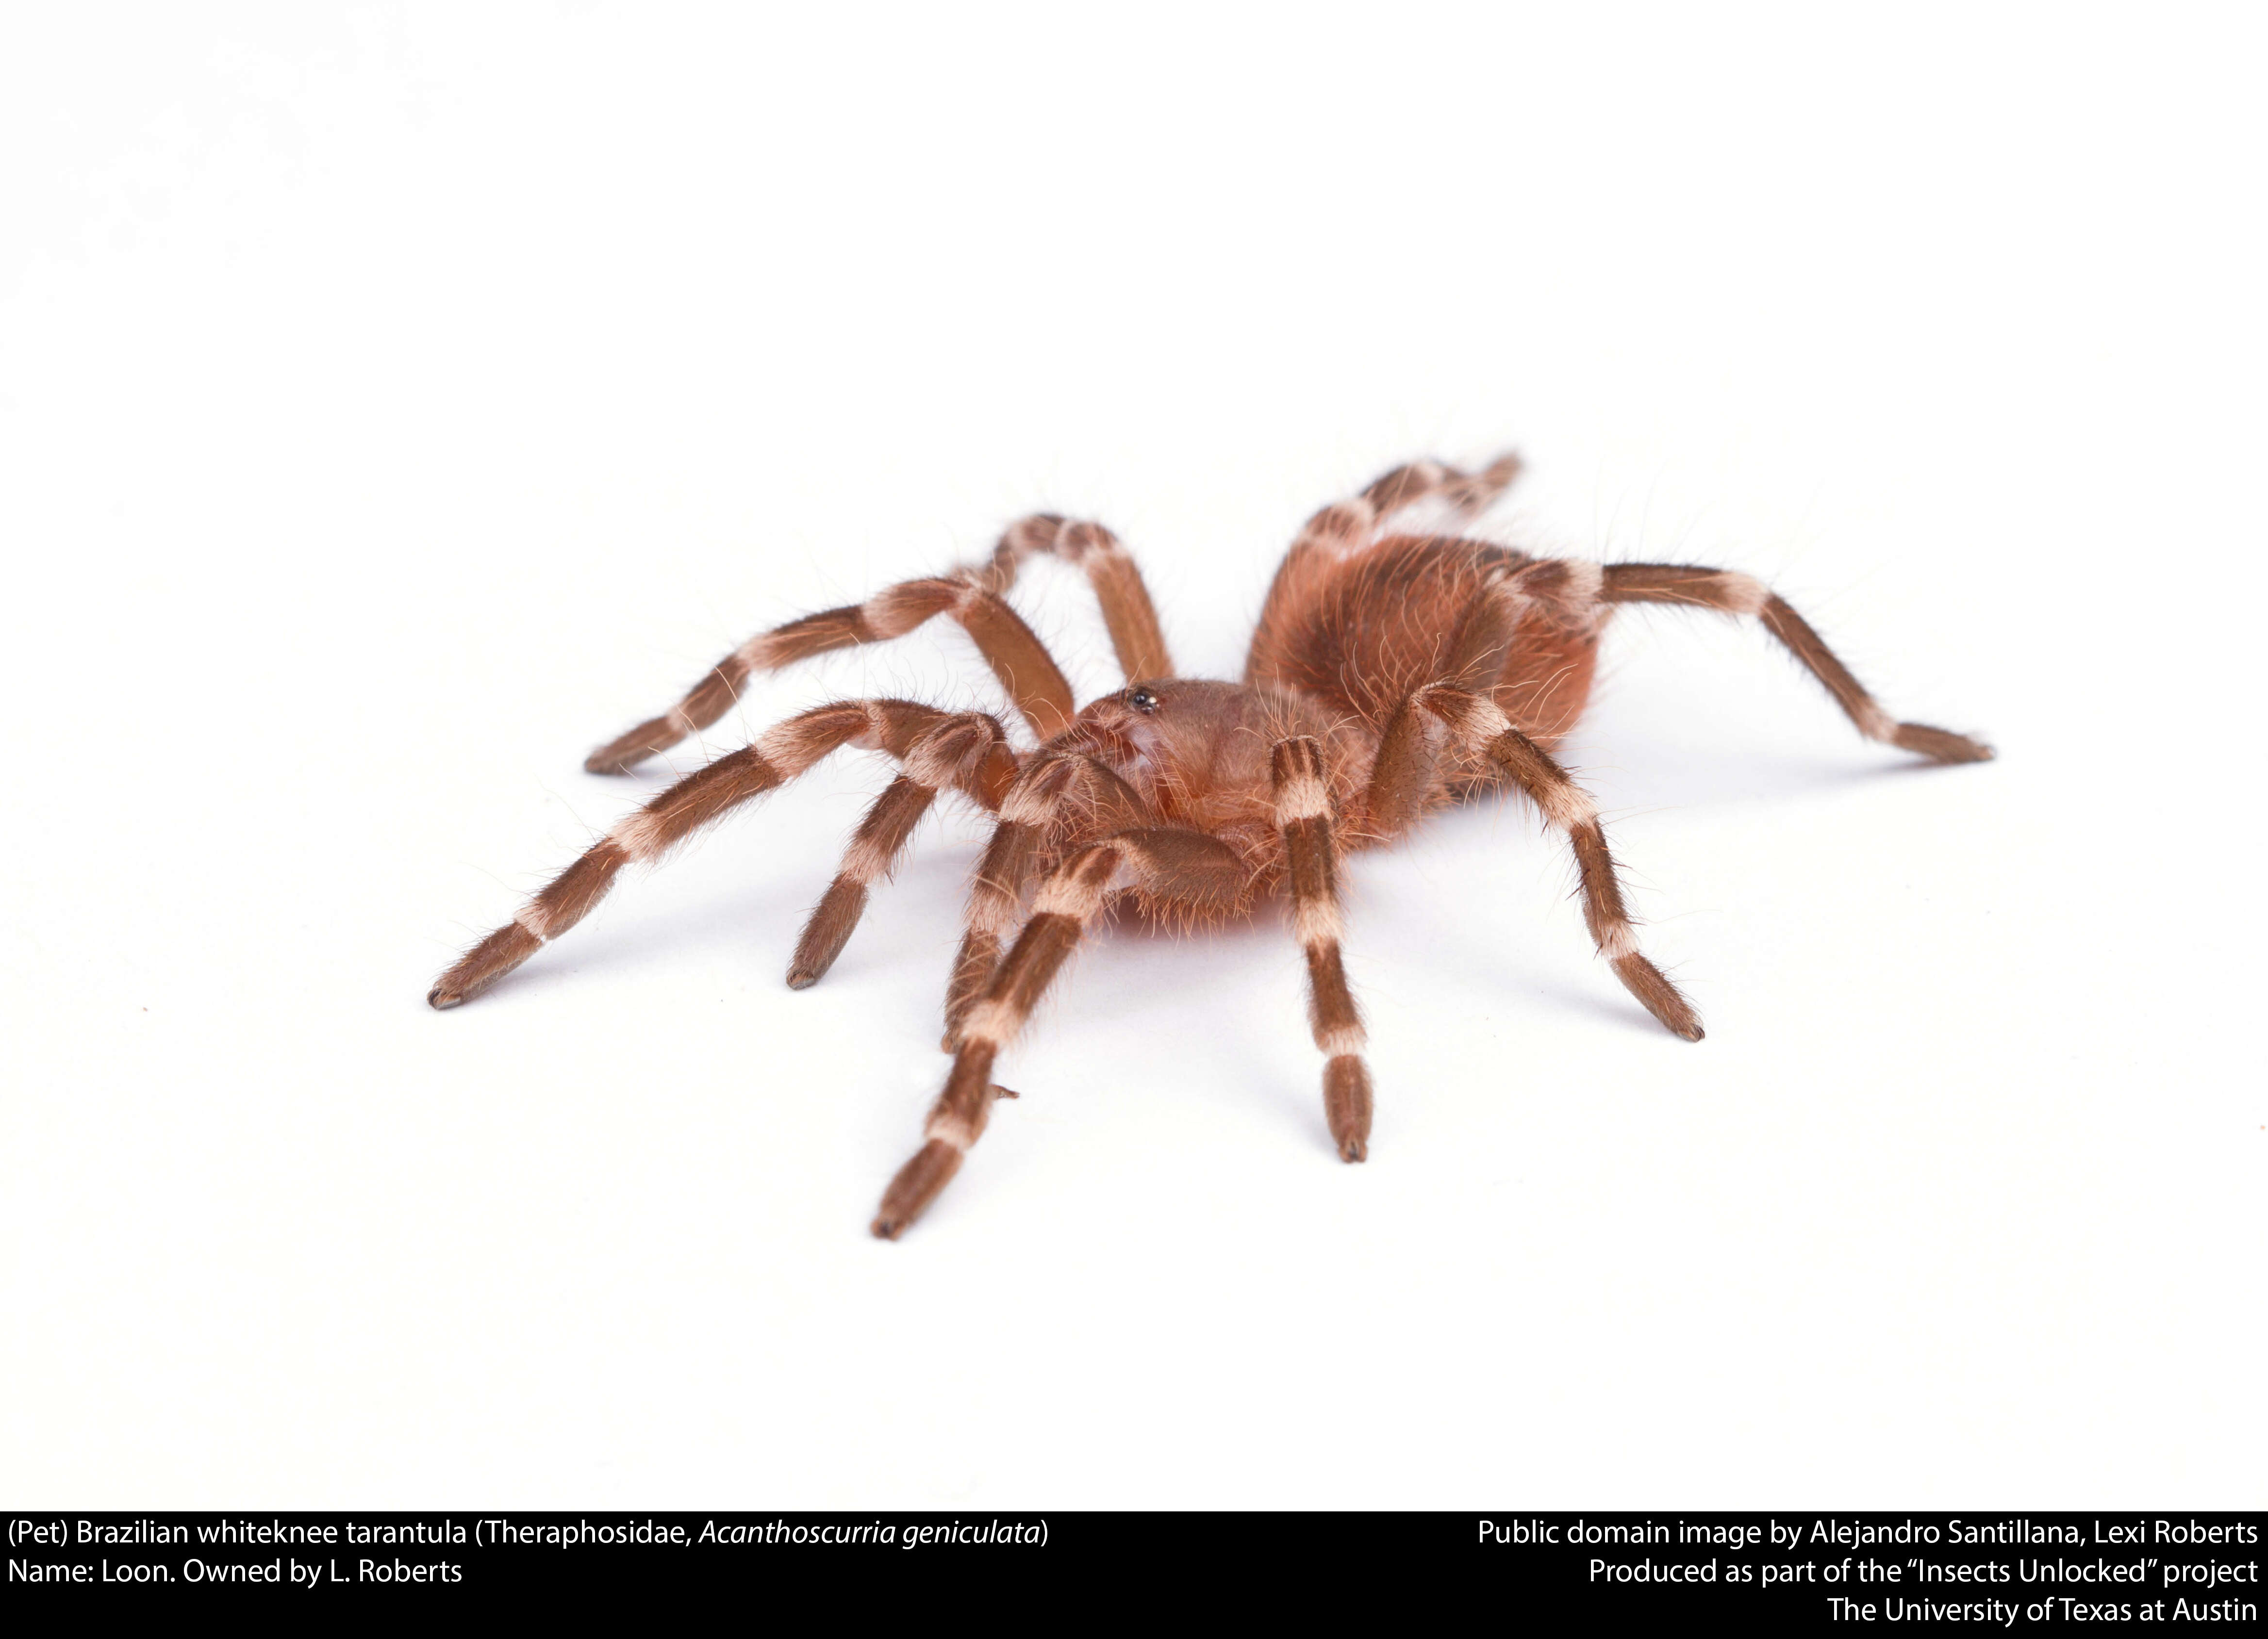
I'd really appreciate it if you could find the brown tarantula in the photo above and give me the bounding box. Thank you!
[429,455,1991,1237]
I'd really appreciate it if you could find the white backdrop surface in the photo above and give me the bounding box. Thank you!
[2,3,2260,1507]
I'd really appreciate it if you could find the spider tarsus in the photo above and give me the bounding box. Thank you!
[427,924,542,1013]
[1893,722,1996,765]
[1611,954,1705,1042]
[426,975,495,1010]
[1323,1055,1373,1163]
[872,1139,964,1240]
[584,717,676,775]
[788,878,866,992]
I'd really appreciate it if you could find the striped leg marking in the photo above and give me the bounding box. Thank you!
[1420,688,1705,1042]
[940,752,1153,1046]
[587,571,1075,774]
[1271,736,1373,1162]
[1360,452,1523,521]
[875,842,1124,1239]
[875,827,1244,1239]
[1600,564,1994,764]
[786,713,1016,991]
[984,514,1174,684]
[431,701,999,1010]
[589,508,1177,776]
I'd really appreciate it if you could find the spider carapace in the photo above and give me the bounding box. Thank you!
[429,456,1992,1237]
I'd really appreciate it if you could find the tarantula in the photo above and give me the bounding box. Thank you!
[429,455,1991,1238]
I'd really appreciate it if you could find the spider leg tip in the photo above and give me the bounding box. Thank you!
[426,986,459,1011]
[784,968,820,991]
[1932,735,1995,765]
[1892,723,1996,765]
[870,1217,905,1240]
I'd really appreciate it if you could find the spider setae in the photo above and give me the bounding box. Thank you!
[429,455,1992,1237]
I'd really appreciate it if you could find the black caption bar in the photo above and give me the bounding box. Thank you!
[5,1512,2259,1624]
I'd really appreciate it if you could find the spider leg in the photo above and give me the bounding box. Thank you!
[941,752,1152,1046]
[872,827,1244,1239]
[1252,454,1523,667]
[588,512,1175,774]
[1407,685,1704,1041]
[943,762,1072,1044]
[985,515,1174,683]
[1270,736,1373,1162]
[1600,564,1994,764]
[1362,557,1548,835]
[587,574,1070,771]
[786,712,1018,990]
[429,699,1010,1009]
[1359,452,1524,520]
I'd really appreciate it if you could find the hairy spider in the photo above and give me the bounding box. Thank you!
[428,455,1992,1238]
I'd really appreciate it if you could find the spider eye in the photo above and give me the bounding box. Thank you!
[1126,688,1160,713]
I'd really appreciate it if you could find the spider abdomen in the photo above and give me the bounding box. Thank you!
[1245,533,1608,747]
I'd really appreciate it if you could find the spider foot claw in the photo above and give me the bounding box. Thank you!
[1324,1056,1373,1163]
[1892,722,1995,764]
[584,717,678,775]
[1612,954,1704,1041]
[871,1139,964,1240]
[428,924,542,1012]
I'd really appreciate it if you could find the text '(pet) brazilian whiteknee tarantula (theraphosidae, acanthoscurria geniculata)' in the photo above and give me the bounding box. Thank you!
[429,455,1992,1237]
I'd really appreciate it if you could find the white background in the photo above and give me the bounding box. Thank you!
[3,3,2260,1508]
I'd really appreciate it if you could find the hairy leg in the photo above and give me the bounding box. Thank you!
[430,700,1011,1009]
[982,514,1174,683]
[589,511,1177,774]
[786,712,1018,990]
[941,752,1152,1045]
[1365,672,1704,1042]
[873,828,1245,1238]
[1271,736,1374,1161]
[1361,556,1599,834]
[587,573,1073,772]
[1600,564,1993,763]
[1360,452,1523,519]
[1415,685,1703,1040]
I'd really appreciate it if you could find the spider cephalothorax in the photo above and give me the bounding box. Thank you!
[429,455,1992,1237]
